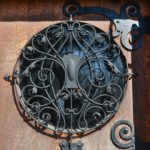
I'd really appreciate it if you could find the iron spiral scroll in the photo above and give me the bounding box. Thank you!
[111,120,135,150]
[13,21,129,134]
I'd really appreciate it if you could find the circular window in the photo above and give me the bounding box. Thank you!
[14,21,128,133]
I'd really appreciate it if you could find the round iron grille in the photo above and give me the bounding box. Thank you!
[14,21,128,133]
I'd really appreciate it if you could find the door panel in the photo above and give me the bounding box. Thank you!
[0,21,133,150]
[0,0,150,144]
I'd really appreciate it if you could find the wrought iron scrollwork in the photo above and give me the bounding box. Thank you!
[5,20,131,134]
[111,120,135,150]
[63,1,141,50]
[3,1,140,149]
[8,21,130,134]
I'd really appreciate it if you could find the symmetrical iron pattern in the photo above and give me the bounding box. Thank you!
[12,21,128,134]
[111,120,135,150]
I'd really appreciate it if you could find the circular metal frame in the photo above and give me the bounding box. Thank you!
[13,21,128,134]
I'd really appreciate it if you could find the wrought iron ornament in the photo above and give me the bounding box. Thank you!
[111,120,135,150]
[10,21,129,134]
[3,1,140,149]
[63,1,142,50]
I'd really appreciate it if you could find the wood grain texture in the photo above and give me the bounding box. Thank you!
[0,0,149,144]
[0,21,133,150]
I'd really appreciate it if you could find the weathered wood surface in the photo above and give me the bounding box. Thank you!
[0,0,150,143]
[0,21,133,150]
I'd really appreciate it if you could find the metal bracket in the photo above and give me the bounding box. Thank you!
[63,0,142,50]
[60,141,83,150]
[3,70,18,83]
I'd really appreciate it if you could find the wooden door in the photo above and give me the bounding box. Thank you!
[0,0,150,149]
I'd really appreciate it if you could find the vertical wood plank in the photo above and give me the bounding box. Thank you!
[17,0,28,21]
[52,0,66,21]
[131,0,150,142]
[6,0,18,21]
[28,0,51,21]
[0,0,8,21]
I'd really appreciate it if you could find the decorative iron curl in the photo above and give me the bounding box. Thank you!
[111,120,135,150]
[63,1,141,50]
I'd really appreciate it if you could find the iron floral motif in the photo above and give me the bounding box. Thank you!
[10,21,129,134]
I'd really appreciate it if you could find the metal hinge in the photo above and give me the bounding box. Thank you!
[60,141,83,150]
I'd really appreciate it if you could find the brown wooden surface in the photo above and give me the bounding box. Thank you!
[0,21,133,150]
[0,0,150,144]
